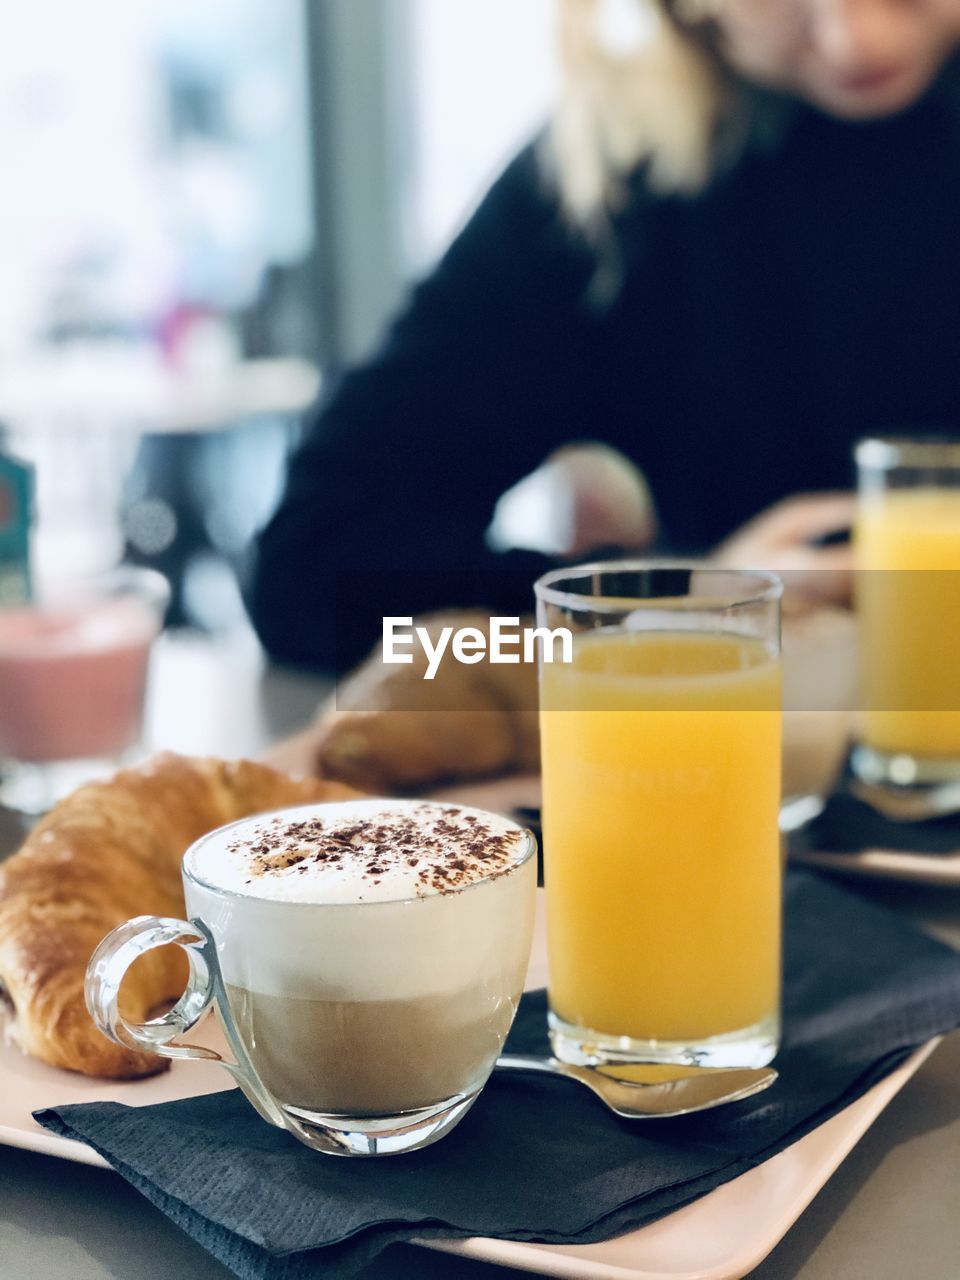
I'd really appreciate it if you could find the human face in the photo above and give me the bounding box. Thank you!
[712,0,960,119]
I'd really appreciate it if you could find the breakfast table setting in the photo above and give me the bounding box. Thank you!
[3,439,960,1280]
[2,718,960,1280]
[0,627,959,1280]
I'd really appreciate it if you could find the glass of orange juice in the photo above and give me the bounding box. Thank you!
[854,438,960,787]
[535,564,782,1069]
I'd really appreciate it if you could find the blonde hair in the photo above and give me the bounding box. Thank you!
[550,0,734,227]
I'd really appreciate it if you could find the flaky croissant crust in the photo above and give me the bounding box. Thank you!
[315,612,540,792]
[0,753,358,1079]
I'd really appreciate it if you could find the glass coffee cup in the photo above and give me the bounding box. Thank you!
[86,799,537,1157]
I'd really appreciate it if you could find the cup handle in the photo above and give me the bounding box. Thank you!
[85,916,287,1128]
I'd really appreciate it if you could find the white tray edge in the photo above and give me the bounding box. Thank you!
[421,1038,940,1280]
[793,846,960,885]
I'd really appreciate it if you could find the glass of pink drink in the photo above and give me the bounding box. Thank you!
[0,568,169,812]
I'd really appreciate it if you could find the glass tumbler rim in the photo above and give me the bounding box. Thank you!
[11,564,172,616]
[856,435,960,471]
[534,560,783,614]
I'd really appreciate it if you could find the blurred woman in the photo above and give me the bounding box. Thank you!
[250,0,960,670]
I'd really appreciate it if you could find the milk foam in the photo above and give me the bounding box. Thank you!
[184,799,528,905]
[182,800,537,1001]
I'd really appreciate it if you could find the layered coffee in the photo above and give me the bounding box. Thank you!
[222,986,517,1113]
[183,800,536,1115]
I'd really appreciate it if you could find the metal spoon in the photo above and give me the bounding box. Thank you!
[495,1055,777,1119]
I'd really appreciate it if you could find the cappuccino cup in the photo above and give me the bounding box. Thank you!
[85,799,537,1156]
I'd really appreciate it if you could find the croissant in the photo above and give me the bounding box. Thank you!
[0,753,359,1079]
[311,612,540,792]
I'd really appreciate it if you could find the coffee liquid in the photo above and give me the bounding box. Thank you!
[225,982,516,1113]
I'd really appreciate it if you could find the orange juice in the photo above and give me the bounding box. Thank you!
[856,489,960,760]
[540,630,781,1047]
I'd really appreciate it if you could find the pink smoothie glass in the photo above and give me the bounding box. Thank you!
[0,567,169,812]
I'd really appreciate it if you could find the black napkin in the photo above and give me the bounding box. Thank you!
[36,871,960,1280]
[793,774,960,856]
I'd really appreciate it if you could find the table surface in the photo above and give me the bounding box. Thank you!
[0,351,321,434]
[1,627,959,1280]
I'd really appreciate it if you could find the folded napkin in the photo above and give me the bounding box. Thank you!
[794,775,960,855]
[36,871,960,1280]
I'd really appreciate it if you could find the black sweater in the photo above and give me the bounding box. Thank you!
[251,72,960,672]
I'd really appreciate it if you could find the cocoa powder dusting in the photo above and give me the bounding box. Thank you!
[226,804,524,896]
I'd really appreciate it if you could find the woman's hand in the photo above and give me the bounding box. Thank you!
[491,444,657,558]
[552,444,658,558]
[714,492,856,605]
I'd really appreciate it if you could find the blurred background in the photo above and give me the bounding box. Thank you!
[0,0,555,639]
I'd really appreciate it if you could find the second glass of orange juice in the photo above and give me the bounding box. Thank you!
[535,565,782,1068]
[854,438,960,787]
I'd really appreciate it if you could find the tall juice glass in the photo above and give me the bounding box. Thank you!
[535,564,782,1068]
[854,438,960,787]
